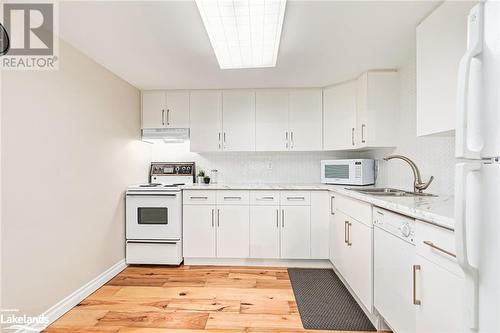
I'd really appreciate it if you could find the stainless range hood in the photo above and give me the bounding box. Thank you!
[141,128,190,143]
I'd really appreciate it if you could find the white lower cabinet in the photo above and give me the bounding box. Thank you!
[216,205,250,258]
[280,205,311,259]
[250,205,280,258]
[183,205,216,258]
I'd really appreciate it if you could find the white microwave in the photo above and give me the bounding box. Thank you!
[321,159,375,185]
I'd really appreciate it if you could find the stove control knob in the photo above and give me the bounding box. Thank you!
[400,223,411,238]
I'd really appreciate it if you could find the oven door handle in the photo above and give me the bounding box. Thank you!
[126,240,180,244]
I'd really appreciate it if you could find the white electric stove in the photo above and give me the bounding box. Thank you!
[125,162,194,265]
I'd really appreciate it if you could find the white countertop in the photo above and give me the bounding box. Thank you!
[180,183,454,230]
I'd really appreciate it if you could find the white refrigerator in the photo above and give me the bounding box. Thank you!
[455,1,500,332]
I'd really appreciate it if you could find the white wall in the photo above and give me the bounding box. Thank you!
[361,47,455,195]
[1,40,151,316]
[152,142,356,184]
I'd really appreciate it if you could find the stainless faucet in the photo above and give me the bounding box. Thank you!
[383,155,434,193]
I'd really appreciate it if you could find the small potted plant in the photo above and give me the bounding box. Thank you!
[203,176,211,184]
[197,170,205,184]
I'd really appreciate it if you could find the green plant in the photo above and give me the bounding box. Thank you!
[197,170,205,177]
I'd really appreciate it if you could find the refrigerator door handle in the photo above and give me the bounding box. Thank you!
[456,3,484,159]
[455,162,480,330]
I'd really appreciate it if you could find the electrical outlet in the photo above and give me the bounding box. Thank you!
[267,161,273,170]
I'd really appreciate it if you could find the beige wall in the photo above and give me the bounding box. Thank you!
[0,40,150,316]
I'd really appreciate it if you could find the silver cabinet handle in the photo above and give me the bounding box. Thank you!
[413,264,421,305]
[351,128,355,146]
[190,196,208,200]
[217,209,220,227]
[223,196,241,200]
[344,221,348,244]
[281,209,285,227]
[166,109,170,125]
[211,208,214,227]
[361,124,366,143]
[256,196,274,201]
[218,132,222,150]
[286,196,305,200]
[347,222,352,246]
[276,209,279,228]
[285,132,289,149]
[423,241,456,258]
[162,109,165,126]
[330,196,335,215]
[290,131,294,149]
[223,132,226,144]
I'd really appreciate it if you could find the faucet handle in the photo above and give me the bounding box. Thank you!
[417,176,434,191]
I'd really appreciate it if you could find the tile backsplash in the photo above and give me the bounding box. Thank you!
[152,50,455,195]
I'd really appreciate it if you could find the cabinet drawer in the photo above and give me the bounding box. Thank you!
[126,241,182,265]
[217,190,250,205]
[415,220,462,277]
[280,191,311,206]
[250,191,280,205]
[336,194,372,227]
[183,190,216,205]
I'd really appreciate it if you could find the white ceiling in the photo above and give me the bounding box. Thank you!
[59,1,438,90]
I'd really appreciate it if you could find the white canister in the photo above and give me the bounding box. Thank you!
[210,169,218,184]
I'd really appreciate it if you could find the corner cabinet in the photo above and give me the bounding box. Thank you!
[142,90,189,129]
[416,1,475,136]
[322,71,399,150]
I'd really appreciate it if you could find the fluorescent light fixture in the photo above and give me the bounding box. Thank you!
[196,0,287,69]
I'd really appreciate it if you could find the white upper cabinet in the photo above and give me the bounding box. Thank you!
[165,91,190,128]
[222,91,256,151]
[189,91,223,152]
[323,81,357,150]
[289,89,323,151]
[356,71,399,148]
[416,1,475,136]
[142,91,165,129]
[322,71,399,150]
[255,90,289,151]
[142,91,189,129]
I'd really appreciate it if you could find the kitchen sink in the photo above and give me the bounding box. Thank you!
[347,187,437,197]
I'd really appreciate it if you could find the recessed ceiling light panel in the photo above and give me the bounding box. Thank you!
[196,0,287,69]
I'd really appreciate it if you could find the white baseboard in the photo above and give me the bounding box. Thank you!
[16,259,127,333]
[184,258,332,268]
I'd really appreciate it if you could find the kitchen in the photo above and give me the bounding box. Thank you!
[1,1,498,333]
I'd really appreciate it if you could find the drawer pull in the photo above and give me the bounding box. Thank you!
[257,196,275,200]
[190,196,208,200]
[330,196,335,215]
[344,221,349,244]
[413,264,421,305]
[347,222,352,246]
[286,196,305,200]
[224,196,242,200]
[423,241,456,258]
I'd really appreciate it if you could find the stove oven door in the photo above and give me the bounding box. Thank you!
[126,192,181,240]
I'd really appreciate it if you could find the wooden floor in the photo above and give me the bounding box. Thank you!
[45,265,367,333]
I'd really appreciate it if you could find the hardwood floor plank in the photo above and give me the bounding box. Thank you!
[240,300,290,315]
[48,309,109,328]
[96,311,209,329]
[205,313,304,330]
[166,299,240,313]
[76,298,170,312]
[205,277,257,288]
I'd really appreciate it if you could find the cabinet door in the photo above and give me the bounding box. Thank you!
[222,91,256,151]
[416,1,474,136]
[355,73,368,148]
[190,91,222,152]
[183,205,216,258]
[166,91,189,128]
[142,91,166,129]
[331,210,349,276]
[416,256,464,333]
[289,89,322,151]
[323,82,357,150]
[250,206,280,258]
[280,206,310,259]
[311,191,329,259]
[255,90,289,151]
[345,218,373,311]
[216,206,250,258]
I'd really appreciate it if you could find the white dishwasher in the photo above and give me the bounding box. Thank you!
[373,207,416,333]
